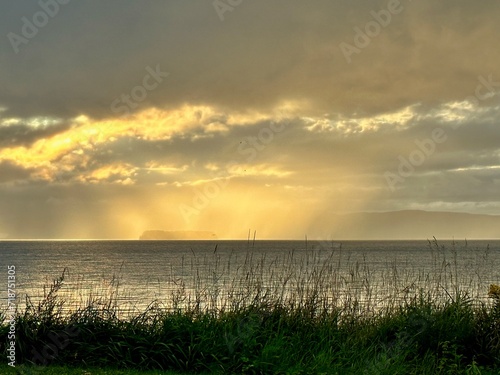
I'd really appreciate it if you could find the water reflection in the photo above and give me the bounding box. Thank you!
[1,240,499,318]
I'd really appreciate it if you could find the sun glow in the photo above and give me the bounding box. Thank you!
[0,105,297,184]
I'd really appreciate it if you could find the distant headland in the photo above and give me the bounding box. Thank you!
[139,230,218,240]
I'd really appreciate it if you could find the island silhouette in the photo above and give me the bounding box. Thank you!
[139,230,218,240]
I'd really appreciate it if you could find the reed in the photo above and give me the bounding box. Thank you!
[1,239,499,374]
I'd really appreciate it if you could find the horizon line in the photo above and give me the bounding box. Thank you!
[1,237,500,242]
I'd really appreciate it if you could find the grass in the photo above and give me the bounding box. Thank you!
[0,364,187,374]
[1,239,500,374]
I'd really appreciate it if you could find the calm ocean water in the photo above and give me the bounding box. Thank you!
[1,240,500,315]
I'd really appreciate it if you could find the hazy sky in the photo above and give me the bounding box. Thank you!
[1,0,500,239]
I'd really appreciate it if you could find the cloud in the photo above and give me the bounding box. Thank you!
[0,160,33,183]
[0,118,72,148]
[1,0,500,121]
[1,0,500,238]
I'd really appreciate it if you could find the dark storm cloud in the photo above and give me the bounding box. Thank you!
[0,121,72,148]
[2,0,500,120]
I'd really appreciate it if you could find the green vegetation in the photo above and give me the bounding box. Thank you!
[0,364,184,374]
[1,240,500,374]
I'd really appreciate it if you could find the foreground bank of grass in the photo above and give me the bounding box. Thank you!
[0,364,186,375]
[1,241,500,374]
[2,284,500,373]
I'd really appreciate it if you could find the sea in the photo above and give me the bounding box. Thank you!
[1,239,500,317]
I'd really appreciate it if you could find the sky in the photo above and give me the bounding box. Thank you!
[1,0,500,239]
